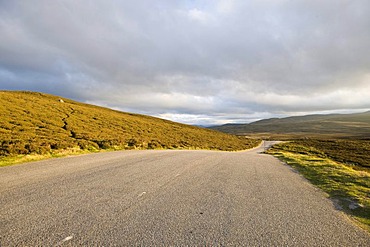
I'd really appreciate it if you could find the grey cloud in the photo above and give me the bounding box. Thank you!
[0,0,369,124]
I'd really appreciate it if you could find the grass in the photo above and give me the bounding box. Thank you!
[271,139,370,170]
[0,91,260,166]
[267,141,370,232]
[0,148,93,167]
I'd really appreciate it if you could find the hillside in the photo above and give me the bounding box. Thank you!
[0,91,259,163]
[211,111,370,139]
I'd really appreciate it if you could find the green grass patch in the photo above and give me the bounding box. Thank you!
[268,142,370,232]
[272,139,370,171]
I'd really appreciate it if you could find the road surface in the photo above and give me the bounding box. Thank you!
[1,142,369,246]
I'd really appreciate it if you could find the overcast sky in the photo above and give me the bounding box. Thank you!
[1,0,370,125]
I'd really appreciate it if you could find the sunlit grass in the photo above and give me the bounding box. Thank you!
[272,139,370,170]
[0,148,92,167]
[0,91,260,166]
[268,143,370,232]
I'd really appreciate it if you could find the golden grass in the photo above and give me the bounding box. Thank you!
[0,91,260,166]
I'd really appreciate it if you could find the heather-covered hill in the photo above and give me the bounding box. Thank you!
[0,91,259,165]
[211,111,370,139]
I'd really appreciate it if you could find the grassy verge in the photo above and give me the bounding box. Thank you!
[273,139,370,171]
[267,142,370,232]
[0,141,262,167]
[0,147,96,167]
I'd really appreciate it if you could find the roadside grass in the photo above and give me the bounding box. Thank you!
[0,147,95,167]
[273,139,370,171]
[267,143,370,232]
[0,91,260,166]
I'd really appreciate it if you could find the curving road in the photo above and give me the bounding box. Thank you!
[1,142,369,246]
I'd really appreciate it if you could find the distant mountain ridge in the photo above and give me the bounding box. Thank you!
[211,111,370,138]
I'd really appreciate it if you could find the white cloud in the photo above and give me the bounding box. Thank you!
[216,0,237,14]
[0,0,369,124]
[187,8,211,23]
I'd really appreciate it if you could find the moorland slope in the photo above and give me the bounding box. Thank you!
[211,111,370,139]
[0,91,259,163]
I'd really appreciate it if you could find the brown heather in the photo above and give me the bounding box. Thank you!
[269,139,370,170]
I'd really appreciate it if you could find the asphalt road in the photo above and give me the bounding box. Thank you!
[1,142,369,246]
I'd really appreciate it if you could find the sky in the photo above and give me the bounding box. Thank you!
[1,0,370,125]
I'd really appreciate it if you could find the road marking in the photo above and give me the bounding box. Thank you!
[55,235,73,246]
[138,192,146,197]
[63,236,73,242]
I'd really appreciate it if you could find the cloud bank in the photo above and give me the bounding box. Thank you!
[1,0,370,125]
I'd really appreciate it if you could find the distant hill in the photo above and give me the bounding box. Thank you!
[211,111,370,139]
[0,91,259,161]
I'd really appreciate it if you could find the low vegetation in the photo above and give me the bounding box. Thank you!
[0,91,260,166]
[267,141,370,231]
[211,111,370,139]
[270,139,370,171]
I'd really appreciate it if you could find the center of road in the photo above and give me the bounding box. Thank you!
[0,144,369,246]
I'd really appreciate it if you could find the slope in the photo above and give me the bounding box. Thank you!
[0,91,259,164]
[211,111,370,138]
